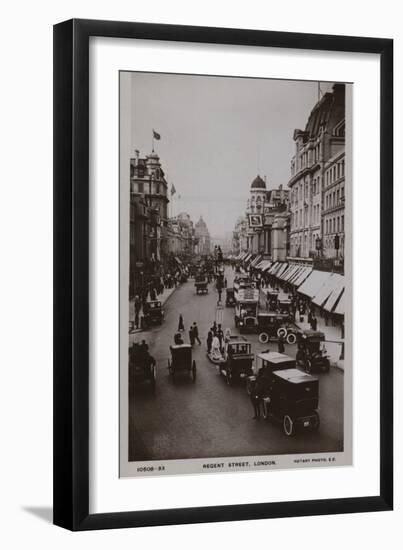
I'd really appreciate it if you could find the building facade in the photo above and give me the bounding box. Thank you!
[194,216,211,256]
[288,84,345,262]
[243,175,289,258]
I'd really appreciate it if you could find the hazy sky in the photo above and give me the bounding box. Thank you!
[128,72,334,239]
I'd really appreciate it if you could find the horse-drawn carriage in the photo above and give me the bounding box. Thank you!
[168,344,197,381]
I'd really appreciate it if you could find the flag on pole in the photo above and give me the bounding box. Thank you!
[153,129,161,140]
[171,183,176,196]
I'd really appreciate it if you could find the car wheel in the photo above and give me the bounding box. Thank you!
[283,414,295,436]
[286,332,296,345]
[259,332,269,344]
[226,368,233,386]
[262,400,270,420]
[305,359,312,374]
[277,327,287,339]
[310,411,320,431]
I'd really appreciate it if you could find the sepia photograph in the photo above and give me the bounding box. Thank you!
[119,71,351,477]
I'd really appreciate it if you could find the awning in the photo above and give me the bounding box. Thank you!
[257,260,272,272]
[324,277,345,313]
[292,266,313,287]
[274,263,289,278]
[175,256,182,265]
[281,264,300,281]
[243,253,252,264]
[333,291,345,315]
[268,262,279,275]
[250,255,262,268]
[297,270,333,298]
[312,273,344,308]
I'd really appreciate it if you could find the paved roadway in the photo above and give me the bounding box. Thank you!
[128,266,344,462]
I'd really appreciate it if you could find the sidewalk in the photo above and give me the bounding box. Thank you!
[129,285,177,334]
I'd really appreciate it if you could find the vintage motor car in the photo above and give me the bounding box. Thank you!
[257,312,297,344]
[233,275,253,294]
[246,351,296,395]
[218,336,254,385]
[278,298,293,317]
[129,343,156,391]
[259,368,320,436]
[296,330,330,373]
[168,344,197,381]
[142,300,164,327]
[194,274,208,295]
[234,287,260,332]
[266,289,279,310]
[225,287,236,307]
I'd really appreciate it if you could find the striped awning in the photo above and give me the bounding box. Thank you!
[297,270,333,298]
[333,291,345,315]
[292,266,313,287]
[312,273,344,308]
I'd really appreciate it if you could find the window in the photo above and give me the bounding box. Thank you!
[341,215,344,231]
[336,190,339,204]
[138,182,144,193]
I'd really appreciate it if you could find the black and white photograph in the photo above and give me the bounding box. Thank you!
[119,71,351,477]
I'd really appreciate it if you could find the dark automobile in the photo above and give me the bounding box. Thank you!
[219,336,254,385]
[246,351,295,396]
[129,344,156,391]
[259,368,320,436]
[257,313,297,344]
[225,287,236,307]
[266,290,279,310]
[278,298,293,317]
[142,300,164,327]
[296,330,330,373]
[168,344,197,381]
[194,275,208,295]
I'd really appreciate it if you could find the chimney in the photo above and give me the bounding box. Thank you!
[134,149,140,165]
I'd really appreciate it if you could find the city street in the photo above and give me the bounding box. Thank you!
[128,266,344,462]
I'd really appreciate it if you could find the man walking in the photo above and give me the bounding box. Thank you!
[207,329,213,353]
[192,322,201,345]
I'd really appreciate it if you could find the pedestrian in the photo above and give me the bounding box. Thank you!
[178,314,184,332]
[139,339,149,356]
[212,321,217,335]
[250,371,263,419]
[134,310,140,329]
[217,324,224,352]
[278,334,285,354]
[224,278,227,288]
[192,322,201,345]
[189,325,195,346]
[311,315,318,331]
[207,329,213,353]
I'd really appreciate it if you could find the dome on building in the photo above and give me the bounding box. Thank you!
[251,175,266,190]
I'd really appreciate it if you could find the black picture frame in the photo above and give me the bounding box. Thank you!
[53,18,393,531]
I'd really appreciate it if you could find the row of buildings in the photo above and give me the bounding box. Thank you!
[232,83,346,272]
[129,150,211,294]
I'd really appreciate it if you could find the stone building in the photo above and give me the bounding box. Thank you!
[244,175,289,257]
[130,149,170,263]
[194,215,211,256]
[288,84,345,261]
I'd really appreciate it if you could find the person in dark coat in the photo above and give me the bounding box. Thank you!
[212,321,217,335]
[192,322,201,345]
[311,315,318,331]
[178,314,185,332]
[217,324,224,352]
[278,334,285,354]
[189,325,195,346]
[250,371,263,419]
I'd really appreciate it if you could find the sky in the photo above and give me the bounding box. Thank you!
[127,72,334,239]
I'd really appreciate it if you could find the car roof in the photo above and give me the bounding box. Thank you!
[228,336,250,345]
[171,344,192,350]
[273,368,318,383]
[257,351,294,364]
[301,330,325,339]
